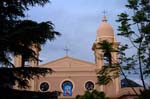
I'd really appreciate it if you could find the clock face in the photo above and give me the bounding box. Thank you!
[40,82,49,91]
[85,81,94,90]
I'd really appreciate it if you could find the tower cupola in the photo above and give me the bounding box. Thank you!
[96,16,115,42]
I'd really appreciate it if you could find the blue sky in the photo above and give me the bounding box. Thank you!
[26,0,147,85]
[27,0,128,64]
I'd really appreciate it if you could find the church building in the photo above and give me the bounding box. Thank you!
[14,16,142,99]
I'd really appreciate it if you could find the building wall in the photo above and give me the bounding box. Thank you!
[36,75,97,98]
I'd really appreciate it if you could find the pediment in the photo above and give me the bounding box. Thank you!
[40,56,96,71]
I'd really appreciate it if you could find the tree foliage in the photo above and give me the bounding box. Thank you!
[76,90,109,99]
[0,1,61,99]
[0,0,60,67]
[11,20,60,66]
[136,88,150,99]
[0,87,59,99]
[96,40,120,85]
[0,1,60,99]
[0,67,53,89]
[116,0,150,90]
[97,40,115,66]
[97,65,120,85]
[96,40,139,95]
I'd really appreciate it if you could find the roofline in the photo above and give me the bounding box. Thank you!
[39,56,95,66]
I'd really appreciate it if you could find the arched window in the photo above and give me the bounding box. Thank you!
[40,82,49,91]
[85,81,94,90]
[61,80,73,96]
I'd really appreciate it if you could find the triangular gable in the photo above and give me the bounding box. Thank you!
[40,56,96,71]
[40,56,95,67]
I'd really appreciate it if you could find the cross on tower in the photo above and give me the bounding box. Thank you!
[64,46,70,56]
[102,10,107,16]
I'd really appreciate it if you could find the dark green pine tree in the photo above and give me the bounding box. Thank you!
[0,0,60,67]
[76,90,109,99]
[11,20,60,67]
[0,0,60,99]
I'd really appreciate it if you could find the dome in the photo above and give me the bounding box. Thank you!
[97,16,114,41]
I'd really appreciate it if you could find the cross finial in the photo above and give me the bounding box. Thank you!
[102,10,107,22]
[64,46,70,56]
[102,10,107,16]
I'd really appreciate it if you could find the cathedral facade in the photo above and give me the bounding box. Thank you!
[14,16,142,99]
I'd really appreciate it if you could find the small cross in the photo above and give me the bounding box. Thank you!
[64,46,70,56]
[102,10,107,16]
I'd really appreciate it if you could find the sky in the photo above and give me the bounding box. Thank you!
[26,0,147,85]
[28,0,128,64]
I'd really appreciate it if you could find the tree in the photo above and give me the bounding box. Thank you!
[96,40,138,95]
[98,40,114,66]
[96,40,120,85]
[0,0,60,87]
[76,90,109,99]
[0,0,60,67]
[11,20,60,66]
[0,0,61,98]
[116,0,150,90]
[0,86,59,99]
[136,89,150,99]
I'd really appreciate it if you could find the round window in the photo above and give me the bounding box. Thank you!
[85,81,94,90]
[40,82,49,91]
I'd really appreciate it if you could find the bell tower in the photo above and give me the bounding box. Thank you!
[28,43,41,67]
[13,43,40,91]
[92,16,119,69]
[14,43,40,67]
[92,16,120,97]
